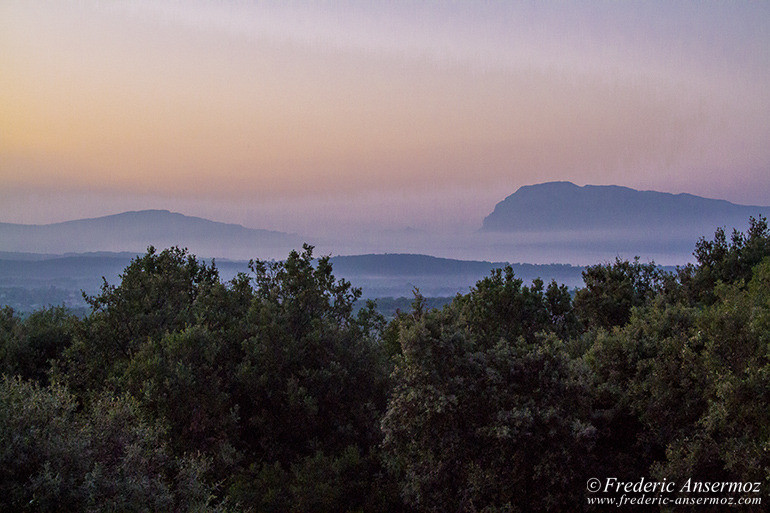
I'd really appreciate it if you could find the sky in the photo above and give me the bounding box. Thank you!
[2,0,769,237]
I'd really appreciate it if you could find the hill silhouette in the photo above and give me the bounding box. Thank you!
[0,251,589,312]
[0,210,301,259]
[327,253,585,297]
[482,182,769,234]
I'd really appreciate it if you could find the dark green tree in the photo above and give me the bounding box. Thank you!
[0,376,227,512]
[675,215,770,305]
[583,298,706,485]
[458,265,578,343]
[122,326,241,473]
[59,246,220,398]
[382,276,593,512]
[0,306,78,385]
[229,245,393,511]
[574,257,664,330]
[654,257,770,492]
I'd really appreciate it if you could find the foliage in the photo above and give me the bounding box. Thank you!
[458,265,578,343]
[583,299,707,483]
[0,306,79,386]
[0,376,224,512]
[382,282,591,512]
[653,258,770,489]
[52,244,392,511]
[58,246,220,398]
[232,246,391,511]
[122,326,240,472]
[2,219,769,511]
[676,215,770,305]
[574,257,664,330]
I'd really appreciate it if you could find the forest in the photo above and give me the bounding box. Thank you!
[1,217,769,512]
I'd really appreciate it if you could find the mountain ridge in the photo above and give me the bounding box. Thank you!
[0,250,590,312]
[482,181,769,233]
[3,209,289,235]
[0,210,301,259]
[3,183,766,264]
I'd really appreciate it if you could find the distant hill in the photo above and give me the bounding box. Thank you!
[0,251,588,312]
[482,182,770,234]
[0,254,134,291]
[329,254,509,276]
[328,254,585,297]
[0,210,302,259]
[328,253,582,284]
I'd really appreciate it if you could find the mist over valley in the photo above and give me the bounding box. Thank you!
[1,182,761,313]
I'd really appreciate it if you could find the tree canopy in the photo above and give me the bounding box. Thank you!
[1,219,768,511]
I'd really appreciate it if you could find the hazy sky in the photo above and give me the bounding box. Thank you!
[2,1,769,235]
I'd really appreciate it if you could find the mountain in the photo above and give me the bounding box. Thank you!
[0,251,588,312]
[327,254,586,297]
[329,253,583,284]
[482,182,770,234]
[0,210,302,259]
[329,254,508,276]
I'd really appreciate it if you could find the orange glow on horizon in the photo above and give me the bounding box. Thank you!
[1,1,769,227]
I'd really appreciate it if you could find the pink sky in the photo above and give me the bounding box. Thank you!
[2,1,769,236]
